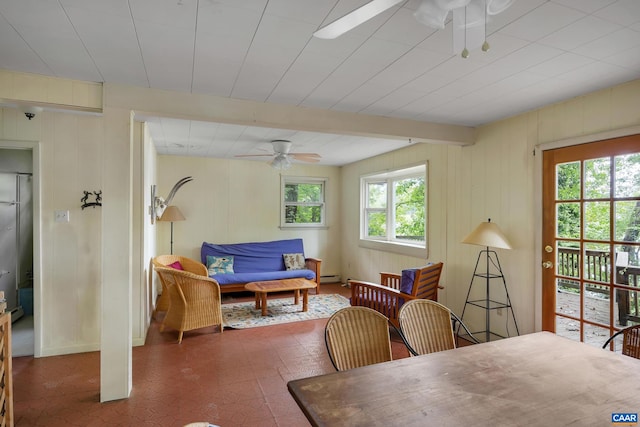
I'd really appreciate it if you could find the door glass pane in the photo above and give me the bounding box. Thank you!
[557,241,580,278]
[614,245,640,328]
[584,157,610,199]
[615,153,640,198]
[614,289,640,329]
[584,243,610,283]
[614,201,640,242]
[584,201,609,241]
[584,282,609,325]
[614,244,640,285]
[557,203,580,238]
[557,278,579,317]
[555,315,580,342]
[584,323,610,348]
[556,161,580,200]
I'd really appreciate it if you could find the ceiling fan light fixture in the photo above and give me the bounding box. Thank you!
[460,1,484,28]
[413,0,449,29]
[486,0,514,15]
[271,154,291,170]
[437,0,472,8]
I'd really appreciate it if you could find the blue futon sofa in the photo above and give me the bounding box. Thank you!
[201,238,322,294]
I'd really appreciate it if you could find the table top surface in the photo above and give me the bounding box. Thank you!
[244,278,316,292]
[288,332,640,427]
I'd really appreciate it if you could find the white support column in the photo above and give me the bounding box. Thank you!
[100,106,133,401]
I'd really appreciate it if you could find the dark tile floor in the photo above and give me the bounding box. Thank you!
[12,284,410,426]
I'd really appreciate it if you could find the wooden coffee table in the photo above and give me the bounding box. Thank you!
[244,278,318,316]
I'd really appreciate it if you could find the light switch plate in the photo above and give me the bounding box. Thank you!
[55,210,70,223]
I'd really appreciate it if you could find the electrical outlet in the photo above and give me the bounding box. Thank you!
[55,210,70,223]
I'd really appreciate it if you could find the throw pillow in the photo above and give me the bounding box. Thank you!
[283,253,306,270]
[400,269,417,294]
[168,261,184,270]
[206,256,234,275]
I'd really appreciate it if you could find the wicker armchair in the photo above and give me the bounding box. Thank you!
[154,267,224,343]
[349,262,444,328]
[152,255,208,316]
[602,324,640,359]
[325,306,392,371]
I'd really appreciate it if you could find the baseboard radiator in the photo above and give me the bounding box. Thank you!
[320,275,341,284]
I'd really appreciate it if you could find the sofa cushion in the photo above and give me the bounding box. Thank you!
[207,256,234,275]
[283,253,306,270]
[201,238,306,273]
[212,269,315,285]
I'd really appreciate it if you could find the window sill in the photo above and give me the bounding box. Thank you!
[359,239,427,258]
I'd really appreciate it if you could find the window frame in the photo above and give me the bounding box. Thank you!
[360,163,428,257]
[280,176,328,229]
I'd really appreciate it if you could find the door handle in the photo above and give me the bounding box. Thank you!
[542,261,553,269]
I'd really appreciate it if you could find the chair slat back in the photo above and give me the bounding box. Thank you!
[398,299,455,356]
[411,262,443,299]
[623,325,640,359]
[325,306,392,371]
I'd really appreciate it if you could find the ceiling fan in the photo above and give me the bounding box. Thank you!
[313,0,515,54]
[235,140,321,170]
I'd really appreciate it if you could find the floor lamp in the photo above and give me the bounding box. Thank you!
[460,218,519,343]
[159,206,185,254]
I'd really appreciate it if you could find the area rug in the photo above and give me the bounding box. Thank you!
[221,294,350,329]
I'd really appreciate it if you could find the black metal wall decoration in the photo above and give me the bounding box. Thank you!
[81,191,102,209]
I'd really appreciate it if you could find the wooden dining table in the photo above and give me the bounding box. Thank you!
[287,332,640,426]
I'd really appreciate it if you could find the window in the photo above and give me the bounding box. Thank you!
[361,164,427,256]
[281,177,327,228]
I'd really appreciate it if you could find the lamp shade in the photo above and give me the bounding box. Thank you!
[159,205,185,222]
[462,218,512,249]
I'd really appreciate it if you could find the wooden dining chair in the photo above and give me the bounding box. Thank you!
[152,255,208,316]
[602,324,640,359]
[155,267,224,343]
[325,306,392,371]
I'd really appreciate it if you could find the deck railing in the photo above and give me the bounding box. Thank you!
[557,247,640,325]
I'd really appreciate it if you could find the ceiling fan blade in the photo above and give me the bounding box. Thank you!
[313,0,405,39]
[290,154,321,163]
[289,152,321,157]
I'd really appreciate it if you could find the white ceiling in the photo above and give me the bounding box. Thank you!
[1,0,639,166]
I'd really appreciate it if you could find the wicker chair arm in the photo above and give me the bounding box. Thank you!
[180,258,208,276]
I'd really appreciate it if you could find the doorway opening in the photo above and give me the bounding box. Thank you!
[0,147,34,356]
